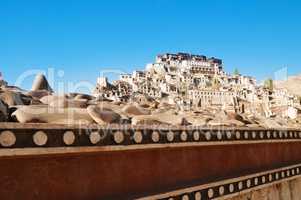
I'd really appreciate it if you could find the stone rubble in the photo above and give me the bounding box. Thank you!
[48,97,88,108]
[87,105,123,125]
[122,103,151,116]
[12,105,94,124]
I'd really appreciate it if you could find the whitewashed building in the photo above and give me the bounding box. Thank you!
[93,52,300,115]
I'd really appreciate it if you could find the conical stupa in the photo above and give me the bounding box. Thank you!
[31,74,53,92]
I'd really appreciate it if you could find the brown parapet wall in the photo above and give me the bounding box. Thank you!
[0,123,300,199]
[140,164,301,200]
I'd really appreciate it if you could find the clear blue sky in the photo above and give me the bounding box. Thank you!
[0,0,300,93]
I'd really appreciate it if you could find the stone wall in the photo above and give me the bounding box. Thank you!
[230,178,301,200]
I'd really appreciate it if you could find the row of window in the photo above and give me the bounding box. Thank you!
[190,91,234,96]
[190,67,216,72]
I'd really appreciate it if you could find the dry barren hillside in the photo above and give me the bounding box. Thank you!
[274,74,301,96]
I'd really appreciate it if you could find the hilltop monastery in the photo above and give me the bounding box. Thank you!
[93,53,300,119]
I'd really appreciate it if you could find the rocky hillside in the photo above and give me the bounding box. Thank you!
[274,74,301,97]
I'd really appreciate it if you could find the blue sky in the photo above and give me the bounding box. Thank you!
[0,0,300,93]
